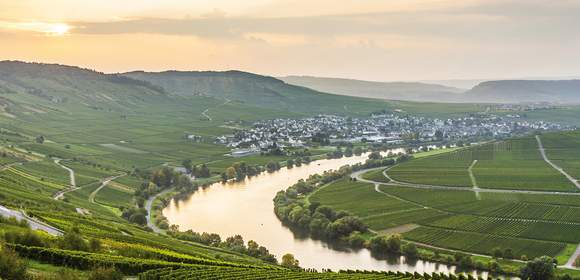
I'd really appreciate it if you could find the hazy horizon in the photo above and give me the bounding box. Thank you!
[2,1,580,81]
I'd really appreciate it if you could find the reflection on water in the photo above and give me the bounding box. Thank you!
[163,150,512,279]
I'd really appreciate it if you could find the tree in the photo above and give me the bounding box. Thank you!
[199,164,211,178]
[492,247,503,259]
[151,167,174,188]
[368,151,382,160]
[176,174,193,191]
[35,135,45,144]
[344,147,353,157]
[182,159,192,173]
[0,247,28,280]
[281,253,300,269]
[131,211,148,225]
[226,167,237,179]
[247,240,260,257]
[520,256,556,280]
[353,147,363,156]
[266,161,281,173]
[369,235,401,254]
[225,235,246,252]
[385,234,402,253]
[89,238,102,252]
[402,243,419,259]
[504,248,514,259]
[59,226,89,251]
[286,159,294,169]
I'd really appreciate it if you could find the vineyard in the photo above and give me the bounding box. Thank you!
[404,227,565,259]
[138,267,441,280]
[312,134,580,265]
[541,131,580,178]
[388,136,578,192]
[361,169,391,183]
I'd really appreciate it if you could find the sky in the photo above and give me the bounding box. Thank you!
[1,0,580,81]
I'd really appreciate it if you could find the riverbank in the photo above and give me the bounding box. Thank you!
[272,158,523,278]
[281,163,580,279]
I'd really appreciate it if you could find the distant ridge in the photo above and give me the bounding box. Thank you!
[279,75,465,103]
[466,80,580,104]
[280,75,580,104]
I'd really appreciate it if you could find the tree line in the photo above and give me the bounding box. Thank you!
[167,226,277,264]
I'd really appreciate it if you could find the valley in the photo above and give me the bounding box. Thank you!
[0,61,577,280]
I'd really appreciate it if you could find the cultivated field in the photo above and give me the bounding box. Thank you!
[313,134,580,261]
[388,136,578,192]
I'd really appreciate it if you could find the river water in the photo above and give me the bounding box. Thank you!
[164,151,510,278]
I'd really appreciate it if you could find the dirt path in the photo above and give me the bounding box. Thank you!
[536,135,580,190]
[468,160,481,200]
[565,244,580,268]
[379,164,580,196]
[88,174,126,204]
[52,159,76,200]
[200,98,231,121]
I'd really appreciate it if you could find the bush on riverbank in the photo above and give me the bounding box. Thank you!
[274,154,404,246]
[167,227,277,264]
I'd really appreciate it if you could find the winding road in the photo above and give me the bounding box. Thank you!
[53,159,77,200]
[88,173,126,204]
[0,204,63,236]
[145,188,173,234]
[200,98,231,121]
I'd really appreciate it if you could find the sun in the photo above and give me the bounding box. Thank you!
[47,23,70,36]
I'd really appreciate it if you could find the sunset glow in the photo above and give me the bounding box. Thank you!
[1,1,580,80]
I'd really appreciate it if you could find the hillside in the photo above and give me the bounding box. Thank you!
[0,61,168,115]
[466,80,580,104]
[279,75,465,102]
[123,71,402,116]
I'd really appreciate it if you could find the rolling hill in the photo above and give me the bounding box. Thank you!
[279,75,465,102]
[280,75,580,105]
[122,70,401,116]
[465,80,580,104]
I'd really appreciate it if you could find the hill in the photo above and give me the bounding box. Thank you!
[466,80,580,104]
[0,61,168,115]
[123,70,405,116]
[279,75,465,102]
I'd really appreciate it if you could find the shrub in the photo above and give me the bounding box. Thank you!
[88,267,123,280]
[0,246,29,280]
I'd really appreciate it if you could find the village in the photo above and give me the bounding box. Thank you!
[215,113,571,156]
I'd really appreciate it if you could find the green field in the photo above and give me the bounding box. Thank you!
[541,131,580,178]
[311,179,578,259]
[389,136,578,192]
[312,134,580,261]
[361,169,390,183]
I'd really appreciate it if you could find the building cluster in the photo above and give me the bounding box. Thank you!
[215,114,571,152]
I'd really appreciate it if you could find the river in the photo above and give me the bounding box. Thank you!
[163,151,511,278]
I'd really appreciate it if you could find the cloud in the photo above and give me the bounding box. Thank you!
[66,0,580,46]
